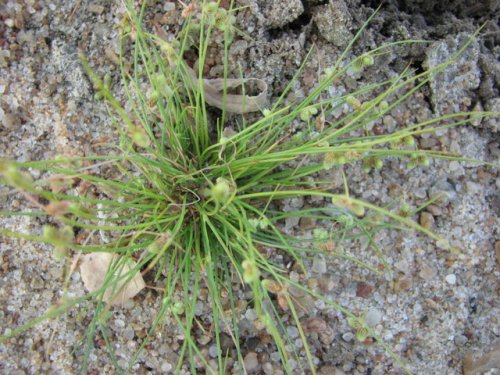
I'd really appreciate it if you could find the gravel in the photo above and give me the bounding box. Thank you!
[0,0,498,374]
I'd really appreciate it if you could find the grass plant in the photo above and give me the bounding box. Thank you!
[0,1,498,374]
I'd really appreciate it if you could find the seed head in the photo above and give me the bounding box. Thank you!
[211,177,234,203]
[242,259,260,284]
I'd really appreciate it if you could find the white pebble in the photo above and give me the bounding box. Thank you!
[164,3,176,11]
[342,332,354,342]
[245,308,258,321]
[161,362,172,372]
[209,345,219,358]
[448,161,460,171]
[270,352,281,362]
[286,326,299,339]
[312,256,327,274]
[294,338,303,348]
[365,308,383,327]
[445,274,457,285]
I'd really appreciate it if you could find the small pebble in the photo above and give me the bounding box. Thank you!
[270,351,281,362]
[342,332,354,342]
[286,326,299,339]
[212,333,229,352]
[394,276,413,291]
[429,181,457,206]
[245,308,258,321]
[437,240,450,250]
[454,334,468,346]
[356,282,374,298]
[208,345,219,358]
[448,161,460,171]
[465,181,482,194]
[289,271,300,282]
[117,359,128,369]
[284,216,300,230]
[160,362,173,372]
[88,4,105,14]
[419,263,436,281]
[420,212,435,230]
[394,259,410,274]
[427,205,443,216]
[2,112,20,129]
[319,327,335,345]
[123,326,135,340]
[445,274,457,285]
[299,217,316,230]
[414,187,427,199]
[262,362,274,375]
[164,3,176,11]
[319,366,345,375]
[243,352,259,371]
[312,256,327,274]
[365,308,383,327]
[294,338,303,348]
[288,359,297,371]
[197,334,211,345]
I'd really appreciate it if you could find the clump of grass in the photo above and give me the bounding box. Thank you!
[0,1,497,374]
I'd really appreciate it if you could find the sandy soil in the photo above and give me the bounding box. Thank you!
[0,1,498,374]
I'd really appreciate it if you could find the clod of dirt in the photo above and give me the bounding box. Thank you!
[313,0,353,47]
[258,0,304,28]
[424,33,480,115]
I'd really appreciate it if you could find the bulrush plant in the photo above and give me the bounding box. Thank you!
[0,1,497,374]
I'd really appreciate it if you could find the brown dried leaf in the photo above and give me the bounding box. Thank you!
[318,240,336,252]
[49,175,73,193]
[261,279,283,294]
[186,65,268,114]
[277,293,289,311]
[79,252,145,306]
[464,343,500,375]
[44,201,71,216]
[181,3,196,18]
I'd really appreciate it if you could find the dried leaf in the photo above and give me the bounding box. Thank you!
[261,279,283,294]
[464,343,500,375]
[79,252,145,306]
[44,201,71,216]
[153,28,267,114]
[277,293,289,311]
[318,240,336,252]
[181,3,196,18]
[186,65,267,114]
[49,174,73,193]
